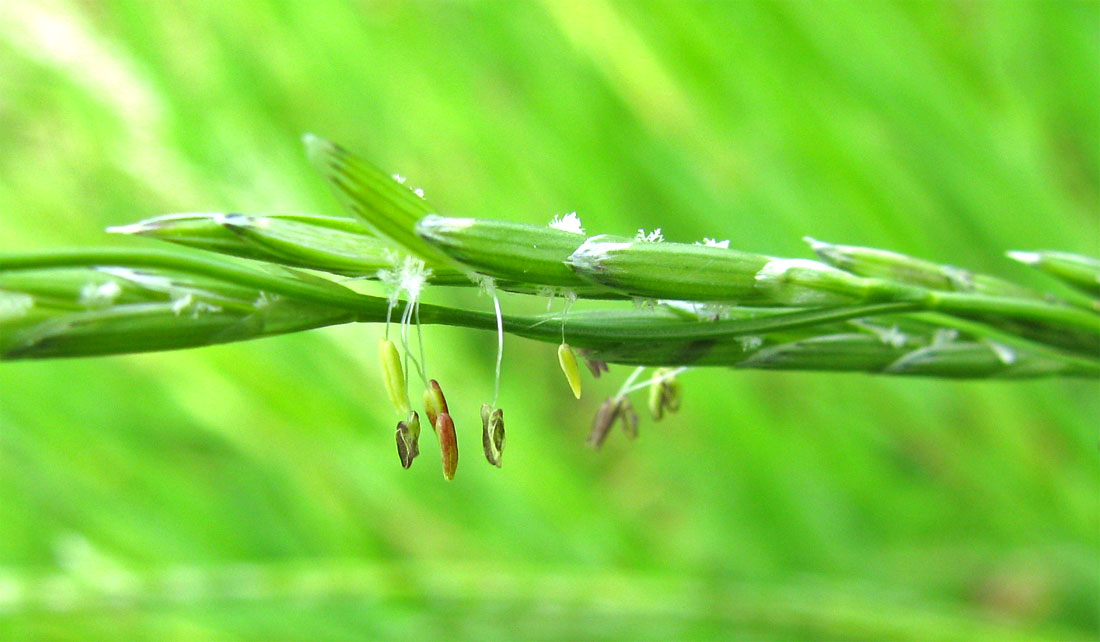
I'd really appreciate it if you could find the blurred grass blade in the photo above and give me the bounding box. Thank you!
[304,134,453,265]
[1008,250,1100,298]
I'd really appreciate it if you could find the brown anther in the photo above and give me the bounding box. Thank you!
[619,397,639,440]
[577,349,609,378]
[395,410,421,469]
[423,379,449,429]
[665,378,682,413]
[587,397,621,449]
[436,411,458,480]
[481,403,505,467]
[588,396,640,448]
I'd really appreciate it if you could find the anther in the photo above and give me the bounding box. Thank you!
[557,343,582,399]
[395,411,421,469]
[481,403,505,467]
[379,338,410,414]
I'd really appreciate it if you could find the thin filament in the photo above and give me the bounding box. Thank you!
[415,300,428,387]
[560,295,574,344]
[491,289,504,407]
[615,366,647,398]
[399,299,426,388]
[621,366,689,396]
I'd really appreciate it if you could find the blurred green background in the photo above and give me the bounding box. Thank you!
[0,1,1097,639]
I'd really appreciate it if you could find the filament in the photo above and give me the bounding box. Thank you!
[399,299,426,388]
[384,300,394,340]
[560,295,574,344]
[415,299,428,387]
[620,367,689,396]
[491,289,504,407]
[615,366,647,398]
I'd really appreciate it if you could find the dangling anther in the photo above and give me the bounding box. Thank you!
[436,411,458,480]
[647,367,682,421]
[587,395,637,448]
[558,343,582,399]
[379,337,410,415]
[423,378,449,429]
[578,349,609,378]
[395,410,421,469]
[481,403,505,467]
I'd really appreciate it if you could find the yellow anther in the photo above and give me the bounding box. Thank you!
[379,337,409,414]
[557,342,582,399]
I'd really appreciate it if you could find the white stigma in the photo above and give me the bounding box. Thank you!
[549,212,585,235]
[79,281,122,308]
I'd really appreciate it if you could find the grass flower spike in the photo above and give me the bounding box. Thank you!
[2,136,1098,481]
